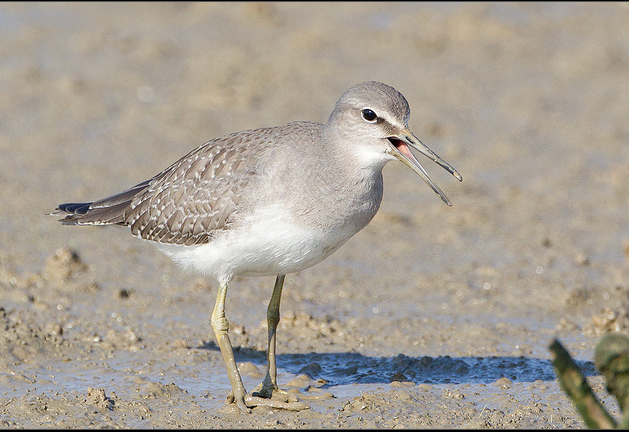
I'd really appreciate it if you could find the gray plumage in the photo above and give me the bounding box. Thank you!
[57,124,314,246]
[52,81,462,413]
[54,82,461,253]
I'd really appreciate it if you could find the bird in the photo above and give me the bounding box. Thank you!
[52,81,462,413]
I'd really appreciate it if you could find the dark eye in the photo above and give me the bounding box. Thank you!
[361,108,378,122]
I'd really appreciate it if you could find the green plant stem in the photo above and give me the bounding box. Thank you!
[549,339,617,429]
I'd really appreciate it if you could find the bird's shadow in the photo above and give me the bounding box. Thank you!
[195,342,599,387]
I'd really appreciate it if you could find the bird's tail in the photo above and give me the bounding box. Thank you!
[51,179,151,226]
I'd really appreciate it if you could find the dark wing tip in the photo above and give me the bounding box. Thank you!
[49,177,154,226]
[49,202,94,225]
[57,202,93,215]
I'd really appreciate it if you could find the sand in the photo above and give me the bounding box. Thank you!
[1,2,628,428]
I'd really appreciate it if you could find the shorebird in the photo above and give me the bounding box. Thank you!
[53,81,462,412]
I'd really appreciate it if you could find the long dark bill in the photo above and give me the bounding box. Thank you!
[388,129,462,207]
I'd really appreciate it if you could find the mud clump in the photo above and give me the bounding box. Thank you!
[43,248,88,284]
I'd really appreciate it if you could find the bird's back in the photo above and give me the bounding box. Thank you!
[55,122,326,246]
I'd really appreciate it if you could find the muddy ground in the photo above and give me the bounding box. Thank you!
[1,2,629,428]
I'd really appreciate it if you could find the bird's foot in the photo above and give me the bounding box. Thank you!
[255,381,334,401]
[225,387,311,412]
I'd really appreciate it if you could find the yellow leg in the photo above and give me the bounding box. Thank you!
[211,281,249,413]
[250,275,312,410]
[256,275,286,397]
[212,277,310,412]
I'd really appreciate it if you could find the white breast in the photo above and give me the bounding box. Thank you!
[153,203,357,284]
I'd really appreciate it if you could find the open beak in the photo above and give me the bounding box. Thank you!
[387,129,462,207]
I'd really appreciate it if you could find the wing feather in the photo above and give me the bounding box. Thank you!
[53,125,295,245]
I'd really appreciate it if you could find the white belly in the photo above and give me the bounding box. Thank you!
[153,204,357,284]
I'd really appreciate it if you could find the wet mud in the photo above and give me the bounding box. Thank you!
[1,2,629,428]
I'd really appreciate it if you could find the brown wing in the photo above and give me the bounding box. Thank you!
[126,132,266,246]
[55,179,152,225]
[55,127,280,245]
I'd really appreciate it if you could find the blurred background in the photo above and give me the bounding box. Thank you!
[1,2,627,271]
[0,2,628,427]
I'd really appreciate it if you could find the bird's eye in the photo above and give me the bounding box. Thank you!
[361,108,378,123]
